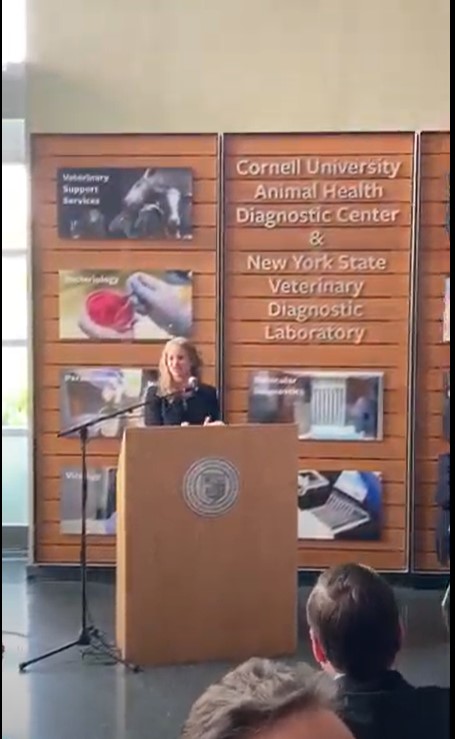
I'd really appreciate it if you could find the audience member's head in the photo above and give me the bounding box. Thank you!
[181,657,354,739]
[307,563,402,682]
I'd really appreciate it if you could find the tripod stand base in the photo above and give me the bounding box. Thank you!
[19,626,141,673]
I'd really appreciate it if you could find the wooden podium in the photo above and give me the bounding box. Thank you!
[116,424,298,666]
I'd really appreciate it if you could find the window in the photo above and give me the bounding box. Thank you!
[2,120,26,163]
[2,0,28,538]
[2,346,28,428]
[2,162,29,432]
[2,0,26,64]
[2,435,29,525]
[2,256,28,341]
[2,163,28,248]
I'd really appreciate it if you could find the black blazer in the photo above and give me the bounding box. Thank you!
[443,392,450,441]
[435,453,450,565]
[337,671,450,739]
[144,383,220,427]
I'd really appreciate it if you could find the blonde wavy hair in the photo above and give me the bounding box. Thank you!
[157,337,203,397]
[181,658,335,739]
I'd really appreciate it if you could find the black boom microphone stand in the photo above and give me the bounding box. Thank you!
[19,400,150,673]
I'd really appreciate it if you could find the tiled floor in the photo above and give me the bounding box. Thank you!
[2,559,450,739]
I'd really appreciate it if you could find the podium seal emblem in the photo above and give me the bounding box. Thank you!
[182,458,240,517]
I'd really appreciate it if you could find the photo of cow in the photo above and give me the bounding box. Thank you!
[57,167,193,240]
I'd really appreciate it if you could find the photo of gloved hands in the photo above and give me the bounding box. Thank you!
[59,269,193,341]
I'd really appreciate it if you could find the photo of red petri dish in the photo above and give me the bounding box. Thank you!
[85,290,135,334]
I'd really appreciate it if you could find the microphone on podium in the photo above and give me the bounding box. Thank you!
[185,376,199,395]
[182,376,198,409]
[157,377,198,402]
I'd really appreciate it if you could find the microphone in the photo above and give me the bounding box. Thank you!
[181,376,198,405]
[159,377,198,402]
[185,376,199,395]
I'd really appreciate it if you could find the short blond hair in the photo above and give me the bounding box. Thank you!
[181,658,335,739]
[157,337,203,397]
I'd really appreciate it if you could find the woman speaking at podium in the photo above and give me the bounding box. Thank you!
[144,337,221,427]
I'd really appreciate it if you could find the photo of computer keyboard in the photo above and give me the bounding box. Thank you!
[297,469,382,541]
[311,491,371,534]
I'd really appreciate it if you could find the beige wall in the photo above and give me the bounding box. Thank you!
[27,0,450,133]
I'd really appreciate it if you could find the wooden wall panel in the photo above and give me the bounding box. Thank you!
[31,130,448,576]
[224,133,414,571]
[32,134,218,565]
[414,132,450,572]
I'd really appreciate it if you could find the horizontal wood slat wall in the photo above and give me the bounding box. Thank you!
[224,133,414,571]
[32,134,218,565]
[30,131,447,576]
[414,132,450,572]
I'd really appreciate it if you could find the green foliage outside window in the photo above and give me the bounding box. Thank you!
[2,387,28,427]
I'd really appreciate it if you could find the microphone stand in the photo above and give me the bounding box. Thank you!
[19,399,151,673]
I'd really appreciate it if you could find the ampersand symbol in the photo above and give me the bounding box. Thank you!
[309,231,325,248]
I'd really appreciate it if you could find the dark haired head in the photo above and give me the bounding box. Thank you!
[306,563,401,681]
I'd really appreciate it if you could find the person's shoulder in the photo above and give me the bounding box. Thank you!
[414,684,450,703]
[198,383,218,397]
[412,685,450,737]
[338,675,450,739]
